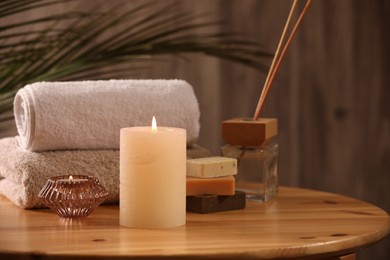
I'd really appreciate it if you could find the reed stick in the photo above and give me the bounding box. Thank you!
[254,0,298,120]
[253,0,312,120]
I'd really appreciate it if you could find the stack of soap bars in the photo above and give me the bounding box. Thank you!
[186,157,245,214]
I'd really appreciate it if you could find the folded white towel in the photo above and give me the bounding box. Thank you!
[0,137,211,209]
[0,138,119,209]
[14,79,200,151]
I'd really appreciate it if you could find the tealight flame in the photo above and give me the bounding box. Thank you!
[152,116,157,132]
[69,175,73,181]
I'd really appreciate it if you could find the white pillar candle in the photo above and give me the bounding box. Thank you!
[120,117,186,228]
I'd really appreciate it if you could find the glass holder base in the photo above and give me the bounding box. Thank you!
[221,141,278,202]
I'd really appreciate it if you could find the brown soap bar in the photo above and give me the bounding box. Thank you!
[186,191,246,214]
[186,176,235,196]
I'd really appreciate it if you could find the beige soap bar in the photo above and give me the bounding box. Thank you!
[186,157,237,178]
[186,176,235,196]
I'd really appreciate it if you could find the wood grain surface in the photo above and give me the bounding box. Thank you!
[0,187,389,260]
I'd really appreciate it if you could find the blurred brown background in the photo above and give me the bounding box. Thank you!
[2,0,389,259]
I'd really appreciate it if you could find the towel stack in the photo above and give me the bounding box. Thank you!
[0,79,210,209]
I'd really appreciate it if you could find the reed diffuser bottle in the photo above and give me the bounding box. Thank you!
[221,118,278,202]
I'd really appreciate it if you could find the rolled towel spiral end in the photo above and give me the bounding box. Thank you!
[14,88,35,151]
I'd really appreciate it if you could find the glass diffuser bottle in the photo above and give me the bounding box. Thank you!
[221,118,278,202]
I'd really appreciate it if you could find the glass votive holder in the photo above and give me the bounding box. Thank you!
[38,175,108,218]
[221,141,278,202]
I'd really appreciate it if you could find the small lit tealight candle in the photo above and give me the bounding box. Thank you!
[120,117,186,228]
[38,175,108,218]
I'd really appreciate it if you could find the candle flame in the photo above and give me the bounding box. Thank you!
[69,175,73,181]
[152,116,157,132]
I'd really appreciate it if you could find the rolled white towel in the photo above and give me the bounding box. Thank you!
[14,79,200,151]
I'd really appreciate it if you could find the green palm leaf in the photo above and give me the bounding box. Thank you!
[0,0,271,132]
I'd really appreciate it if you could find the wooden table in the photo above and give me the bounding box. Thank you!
[0,186,389,260]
